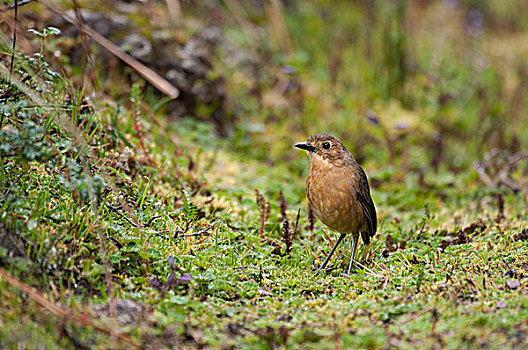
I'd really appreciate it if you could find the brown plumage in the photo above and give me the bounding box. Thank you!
[295,134,377,275]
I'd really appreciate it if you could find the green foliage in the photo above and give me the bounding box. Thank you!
[0,121,48,161]
[27,26,61,38]
[64,160,106,202]
[181,189,199,221]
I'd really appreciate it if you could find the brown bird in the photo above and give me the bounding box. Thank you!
[295,134,377,275]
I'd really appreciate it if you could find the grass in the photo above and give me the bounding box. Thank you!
[1,0,528,348]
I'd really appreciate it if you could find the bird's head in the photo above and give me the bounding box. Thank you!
[294,134,354,167]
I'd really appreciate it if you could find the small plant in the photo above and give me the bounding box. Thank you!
[0,121,48,162]
[255,189,271,237]
[27,26,61,65]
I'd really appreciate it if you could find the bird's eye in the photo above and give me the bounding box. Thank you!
[322,142,331,150]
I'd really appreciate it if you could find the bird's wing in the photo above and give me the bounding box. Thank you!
[356,165,377,245]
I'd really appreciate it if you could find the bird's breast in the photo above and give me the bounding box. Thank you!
[306,164,363,233]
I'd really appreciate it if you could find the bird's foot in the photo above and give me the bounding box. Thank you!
[315,266,342,276]
[345,266,358,277]
[342,271,357,278]
[315,268,324,276]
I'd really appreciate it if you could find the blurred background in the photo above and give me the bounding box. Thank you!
[5,0,526,188]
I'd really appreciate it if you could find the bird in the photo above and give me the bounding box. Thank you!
[294,134,377,275]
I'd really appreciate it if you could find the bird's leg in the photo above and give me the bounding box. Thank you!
[347,235,360,275]
[316,233,346,276]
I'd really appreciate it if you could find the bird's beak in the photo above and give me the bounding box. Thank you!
[294,142,316,152]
